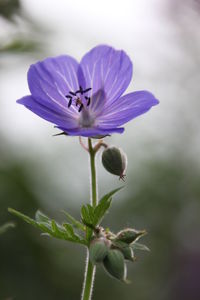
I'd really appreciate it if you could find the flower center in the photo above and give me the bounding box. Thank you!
[65,85,92,112]
[65,86,95,127]
[79,109,95,128]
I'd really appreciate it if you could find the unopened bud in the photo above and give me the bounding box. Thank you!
[102,146,127,180]
[103,249,127,281]
[120,246,135,261]
[116,228,146,244]
[89,237,110,264]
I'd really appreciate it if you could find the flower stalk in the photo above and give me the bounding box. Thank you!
[88,138,97,208]
[81,138,98,300]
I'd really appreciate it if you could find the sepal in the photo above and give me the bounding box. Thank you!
[103,249,127,281]
[89,237,110,264]
[131,242,150,252]
[115,228,147,244]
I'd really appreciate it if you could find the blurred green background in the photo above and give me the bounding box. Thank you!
[0,0,200,299]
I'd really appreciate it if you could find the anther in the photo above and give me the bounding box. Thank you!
[65,95,72,99]
[78,103,84,112]
[69,91,76,96]
[83,87,92,93]
[76,86,92,95]
[76,86,83,95]
[68,98,72,108]
[85,96,91,106]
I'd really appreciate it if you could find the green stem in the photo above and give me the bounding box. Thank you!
[81,138,98,300]
[88,138,97,208]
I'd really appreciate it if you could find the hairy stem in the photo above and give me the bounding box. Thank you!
[81,138,98,300]
[88,138,97,207]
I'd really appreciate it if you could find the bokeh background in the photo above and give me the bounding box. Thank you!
[1,0,200,299]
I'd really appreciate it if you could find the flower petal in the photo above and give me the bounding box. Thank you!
[79,45,133,110]
[56,126,124,137]
[17,95,78,128]
[97,91,159,127]
[28,55,81,117]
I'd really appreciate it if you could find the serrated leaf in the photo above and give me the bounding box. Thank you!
[93,187,123,226]
[63,223,74,236]
[0,222,15,235]
[131,242,150,252]
[63,223,87,245]
[8,208,39,228]
[8,208,87,245]
[50,220,67,239]
[87,204,94,216]
[62,210,85,231]
[37,222,52,233]
[81,206,89,222]
[35,210,50,223]
[81,205,94,227]
[51,220,59,233]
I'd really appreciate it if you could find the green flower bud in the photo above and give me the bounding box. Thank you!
[116,228,146,244]
[89,237,110,264]
[120,246,135,261]
[102,146,127,180]
[103,249,127,281]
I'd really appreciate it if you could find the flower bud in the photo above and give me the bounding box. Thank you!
[89,237,110,264]
[103,249,127,281]
[102,146,127,180]
[116,228,146,244]
[120,246,135,261]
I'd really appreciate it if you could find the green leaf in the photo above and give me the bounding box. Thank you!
[81,205,94,227]
[8,208,87,246]
[62,210,85,231]
[63,223,87,245]
[8,208,39,228]
[37,222,52,234]
[0,222,15,235]
[51,220,59,233]
[81,187,123,228]
[35,210,50,223]
[93,187,123,226]
[63,223,74,236]
[131,242,150,252]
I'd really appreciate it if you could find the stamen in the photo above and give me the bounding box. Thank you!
[68,98,72,108]
[76,86,83,95]
[69,91,76,96]
[78,103,84,112]
[76,86,92,95]
[83,87,92,93]
[66,87,92,111]
[85,96,91,106]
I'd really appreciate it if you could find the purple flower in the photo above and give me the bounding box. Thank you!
[17,45,159,137]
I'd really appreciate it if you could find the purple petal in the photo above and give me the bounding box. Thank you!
[28,55,81,118]
[79,45,133,111]
[97,91,159,127]
[17,95,78,128]
[56,126,124,137]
